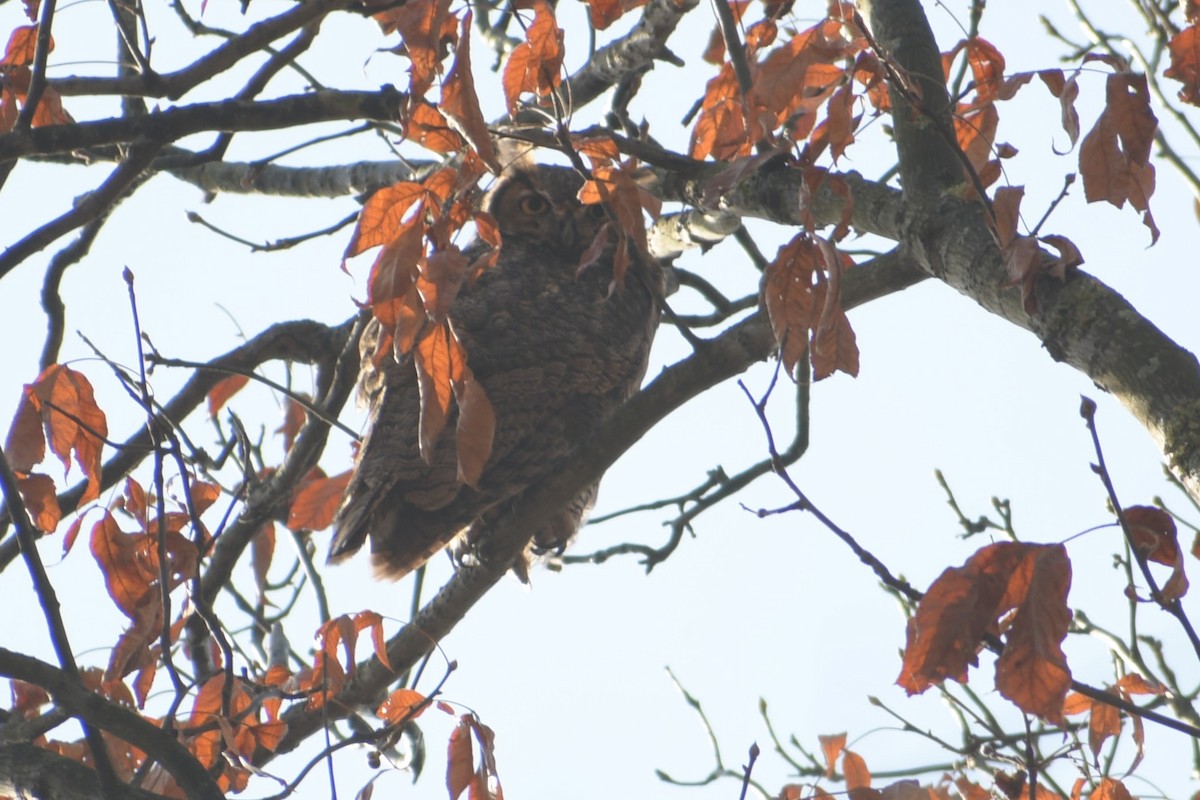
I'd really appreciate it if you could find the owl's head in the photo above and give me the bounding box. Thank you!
[484,166,610,257]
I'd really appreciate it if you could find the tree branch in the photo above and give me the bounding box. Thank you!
[0,89,406,161]
[0,649,223,800]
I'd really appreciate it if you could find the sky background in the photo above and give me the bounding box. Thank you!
[2,0,1200,798]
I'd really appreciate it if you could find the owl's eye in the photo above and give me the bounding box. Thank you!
[585,203,608,220]
[517,193,550,214]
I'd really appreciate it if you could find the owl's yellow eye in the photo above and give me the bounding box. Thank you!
[518,193,550,214]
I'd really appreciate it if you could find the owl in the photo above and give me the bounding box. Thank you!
[329,164,662,579]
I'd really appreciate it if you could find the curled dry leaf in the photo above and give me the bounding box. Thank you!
[898,542,1072,723]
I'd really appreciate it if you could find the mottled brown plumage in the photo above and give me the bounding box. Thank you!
[330,165,661,579]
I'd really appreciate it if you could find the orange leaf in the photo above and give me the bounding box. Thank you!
[994,544,1072,723]
[447,716,476,800]
[89,511,154,618]
[207,374,249,417]
[287,470,351,531]
[1124,505,1179,566]
[377,688,428,722]
[1086,696,1122,757]
[811,239,858,380]
[454,373,495,488]
[1079,73,1159,242]
[1088,778,1133,800]
[348,183,425,258]
[2,25,42,68]
[992,186,1024,249]
[898,542,1033,694]
[418,246,471,322]
[502,1,564,115]
[405,100,465,154]
[16,472,60,532]
[24,365,107,504]
[251,521,275,598]
[354,610,393,671]
[1114,672,1164,696]
[441,12,500,172]
[372,0,457,100]
[4,385,43,471]
[818,733,846,778]
[1165,24,1200,106]
[414,322,466,462]
[762,234,821,375]
[276,395,308,453]
[842,749,871,790]
[584,0,649,30]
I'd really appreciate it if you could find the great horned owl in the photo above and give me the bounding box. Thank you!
[329,165,662,579]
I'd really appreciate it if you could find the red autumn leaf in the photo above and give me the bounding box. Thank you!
[371,0,457,100]
[955,103,998,176]
[1124,505,1179,566]
[414,321,467,463]
[992,186,1024,249]
[16,472,61,532]
[15,365,108,505]
[441,12,500,172]
[1125,504,1189,601]
[898,541,1072,722]
[1,25,41,67]
[1115,672,1165,696]
[754,18,862,134]
[842,749,871,790]
[405,100,465,154]
[812,237,858,380]
[809,82,858,162]
[762,234,822,375]
[585,0,649,31]
[701,0,751,64]
[1038,234,1084,281]
[1001,234,1041,314]
[502,1,564,115]
[377,688,428,722]
[1036,69,1081,149]
[317,614,360,676]
[4,385,44,471]
[454,372,495,488]
[287,470,351,531]
[251,521,275,599]
[207,373,249,417]
[447,716,476,800]
[1165,24,1200,106]
[276,394,308,453]
[418,246,471,322]
[1079,72,1159,243]
[689,65,766,161]
[1088,778,1133,800]
[345,182,427,258]
[942,37,1005,103]
[992,544,1072,723]
[10,680,50,717]
[354,609,393,671]
[818,732,846,778]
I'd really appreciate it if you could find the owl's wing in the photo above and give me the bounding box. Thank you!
[329,319,467,567]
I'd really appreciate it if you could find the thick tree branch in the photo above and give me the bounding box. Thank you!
[0,744,169,800]
[0,649,223,800]
[0,89,406,160]
[49,0,356,100]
